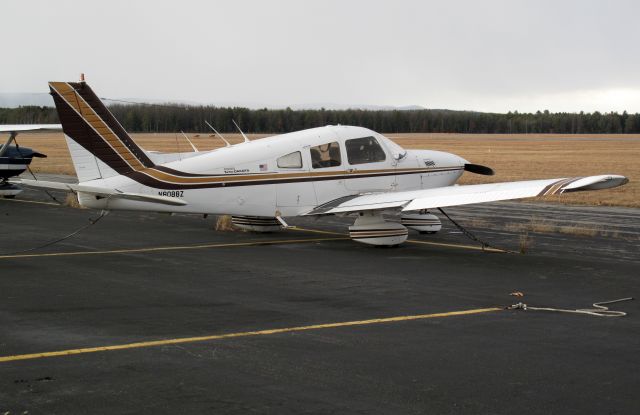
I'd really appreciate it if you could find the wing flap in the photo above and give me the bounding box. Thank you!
[306,175,628,215]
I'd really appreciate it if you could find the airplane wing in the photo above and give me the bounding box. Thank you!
[14,179,188,206]
[306,175,629,215]
[0,124,62,133]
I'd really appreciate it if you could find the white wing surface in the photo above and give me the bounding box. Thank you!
[0,124,62,132]
[306,175,628,215]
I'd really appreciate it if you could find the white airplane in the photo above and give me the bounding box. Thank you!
[15,81,629,246]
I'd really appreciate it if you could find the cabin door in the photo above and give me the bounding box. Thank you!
[344,136,395,192]
[276,147,317,212]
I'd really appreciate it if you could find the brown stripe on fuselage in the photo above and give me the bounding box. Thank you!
[152,164,461,179]
[125,166,463,189]
[140,166,462,184]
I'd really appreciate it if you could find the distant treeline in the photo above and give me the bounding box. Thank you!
[2,105,640,134]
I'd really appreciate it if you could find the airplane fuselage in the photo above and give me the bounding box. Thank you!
[77,125,467,217]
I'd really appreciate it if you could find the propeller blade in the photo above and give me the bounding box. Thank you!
[464,163,494,176]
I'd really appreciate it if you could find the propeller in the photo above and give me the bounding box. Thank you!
[464,163,494,176]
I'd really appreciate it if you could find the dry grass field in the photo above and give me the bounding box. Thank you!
[13,132,639,208]
[389,133,639,207]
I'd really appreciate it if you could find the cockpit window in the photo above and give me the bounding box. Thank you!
[310,142,341,168]
[277,151,303,168]
[345,136,386,165]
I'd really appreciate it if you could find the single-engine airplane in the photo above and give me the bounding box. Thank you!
[15,81,629,246]
[1,124,60,198]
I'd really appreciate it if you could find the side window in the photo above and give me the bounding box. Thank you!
[277,151,302,168]
[310,142,341,168]
[346,136,386,165]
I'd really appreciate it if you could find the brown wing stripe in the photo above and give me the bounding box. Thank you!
[536,177,585,197]
[552,177,583,195]
[537,178,568,197]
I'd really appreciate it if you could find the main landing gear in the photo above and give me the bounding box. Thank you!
[400,210,442,234]
[0,180,22,199]
[230,215,282,232]
[228,211,443,247]
[349,210,442,246]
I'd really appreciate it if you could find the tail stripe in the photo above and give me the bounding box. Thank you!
[49,82,153,173]
[72,83,152,166]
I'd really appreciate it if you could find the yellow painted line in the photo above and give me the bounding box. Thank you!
[0,225,502,260]
[406,239,506,253]
[0,198,59,206]
[289,226,504,252]
[0,237,349,260]
[0,307,501,363]
[288,226,345,236]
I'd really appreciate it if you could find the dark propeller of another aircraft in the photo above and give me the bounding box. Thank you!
[464,163,495,175]
[1,130,48,198]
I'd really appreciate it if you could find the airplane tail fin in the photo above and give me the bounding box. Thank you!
[48,81,155,182]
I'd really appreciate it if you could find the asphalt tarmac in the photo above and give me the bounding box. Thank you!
[1,186,639,414]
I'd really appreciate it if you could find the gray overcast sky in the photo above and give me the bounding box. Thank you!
[2,0,640,112]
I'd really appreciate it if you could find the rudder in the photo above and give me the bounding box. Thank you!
[49,81,154,180]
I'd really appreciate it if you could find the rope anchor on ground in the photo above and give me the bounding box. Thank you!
[507,297,634,317]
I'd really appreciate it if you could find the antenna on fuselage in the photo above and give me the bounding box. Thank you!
[180,131,199,152]
[204,121,231,147]
[232,119,250,143]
